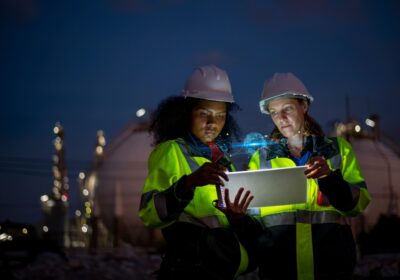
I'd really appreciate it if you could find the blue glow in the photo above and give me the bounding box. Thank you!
[230,132,273,156]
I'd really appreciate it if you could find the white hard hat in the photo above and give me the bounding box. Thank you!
[259,72,313,114]
[182,65,234,103]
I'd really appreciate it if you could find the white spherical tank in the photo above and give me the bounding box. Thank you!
[350,137,400,232]
[89,123,163,247]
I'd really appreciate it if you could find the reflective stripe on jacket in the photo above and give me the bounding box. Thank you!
[248,136,371,280]
[139,139,249,276]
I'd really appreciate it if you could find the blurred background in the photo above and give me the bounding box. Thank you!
[1,0,400,279]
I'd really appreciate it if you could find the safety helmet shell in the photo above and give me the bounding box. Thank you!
[182,65,234,103]
[259,72,313,114]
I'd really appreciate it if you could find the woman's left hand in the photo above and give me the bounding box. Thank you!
[305,156,331,179]
[217,187,253,220]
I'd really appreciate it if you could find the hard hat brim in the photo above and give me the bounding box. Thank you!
[259,92,313,114]
[182,90,235,103]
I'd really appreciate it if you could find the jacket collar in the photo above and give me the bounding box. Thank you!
[182,133,233,170]
[263,135,339,161]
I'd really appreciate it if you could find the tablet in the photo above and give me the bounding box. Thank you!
[217,166,308,208]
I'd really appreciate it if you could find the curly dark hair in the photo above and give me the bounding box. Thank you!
[149,96,241,148]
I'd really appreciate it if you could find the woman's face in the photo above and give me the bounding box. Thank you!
[190,99,227,144]
[268,98,307,138]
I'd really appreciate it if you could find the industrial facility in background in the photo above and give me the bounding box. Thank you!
[71,108,162,249]
[335,115,399,222]
[39,122,70,248]
[37,110,400,253]
[332,115,400,254]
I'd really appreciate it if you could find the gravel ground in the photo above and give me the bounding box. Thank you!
[2,247,399,280]
[2,247,161,280]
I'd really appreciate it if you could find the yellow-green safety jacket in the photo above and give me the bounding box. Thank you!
[139,138,251,279]
[248,136,371,280]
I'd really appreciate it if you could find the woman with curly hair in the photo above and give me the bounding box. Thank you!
[139,65,258,280]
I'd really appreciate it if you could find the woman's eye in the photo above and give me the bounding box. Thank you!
[199,112,208,118]
[284,106,294,113]
[215,114,226,122]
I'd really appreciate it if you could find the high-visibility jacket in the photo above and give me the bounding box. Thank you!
[139,138,251,280]
[248,136,371,280]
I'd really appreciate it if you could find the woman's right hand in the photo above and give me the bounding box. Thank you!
[184,162,229,191]
[217,187,253,220]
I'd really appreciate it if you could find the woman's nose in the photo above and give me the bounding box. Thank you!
[277,111,288,120]
[207,115,216,124]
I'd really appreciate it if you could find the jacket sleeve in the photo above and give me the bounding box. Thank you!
[319,137,371,216]
[138,141,194,228]
[318,169,355,211]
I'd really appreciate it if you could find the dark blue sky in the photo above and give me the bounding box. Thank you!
[1,0,400,223]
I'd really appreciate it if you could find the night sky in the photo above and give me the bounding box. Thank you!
[1,0,400,224]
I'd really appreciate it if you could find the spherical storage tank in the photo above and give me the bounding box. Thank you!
[88,122,163,247]
[350,136,400,232]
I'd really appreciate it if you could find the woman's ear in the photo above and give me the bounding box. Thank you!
[301,100,309,114]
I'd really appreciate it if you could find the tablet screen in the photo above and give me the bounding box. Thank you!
[218,166,308,208]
